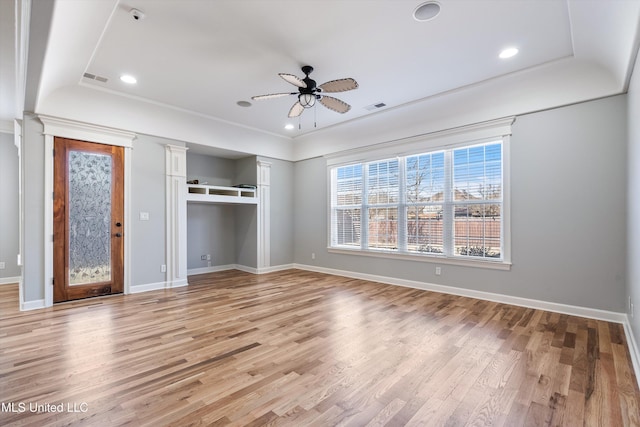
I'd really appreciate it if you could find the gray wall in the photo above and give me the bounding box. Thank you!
[628,52,640,345]
[187,152,235,186]
[130,135,168,286]
[0,132,20,279]
[294,95,628,312]
[187,203,236,269]
[186,153,237,269]
[185,154,295,271]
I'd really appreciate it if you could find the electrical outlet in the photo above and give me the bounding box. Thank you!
[161,264,166,273]
[207,261,211,267]
[206,254,211,261]
[311,253,315,260]
[631,296,634,312]
[0,262,5,269]
[435,266,441,276]
[139,212,150,221]
[201,255,207,261]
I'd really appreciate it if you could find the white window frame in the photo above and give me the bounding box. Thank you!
[326,118,513,270]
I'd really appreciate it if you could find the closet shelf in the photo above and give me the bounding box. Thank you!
[186,184,257,205]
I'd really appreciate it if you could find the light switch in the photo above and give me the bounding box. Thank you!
[139,212,150,221]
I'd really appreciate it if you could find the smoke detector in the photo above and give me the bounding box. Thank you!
[130,8,146,21]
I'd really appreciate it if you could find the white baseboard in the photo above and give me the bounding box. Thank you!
[0,276,20,285]
[256,263,296,274]
[622,317,640,389]
[233,264,258,274]
[187,264,236,276]
[168,279,188,288]
[21,299,45,311]
[129,281,169,293]
[293,263,627,324]
[187,264,295,276]
[132,263,297,293]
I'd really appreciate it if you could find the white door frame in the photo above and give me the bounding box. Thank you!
[39,115,136,308]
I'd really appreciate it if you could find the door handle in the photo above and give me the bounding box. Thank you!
[115,233,122,238]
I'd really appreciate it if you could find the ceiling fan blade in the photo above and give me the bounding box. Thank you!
[318,78,358,93]
[320,96,351,114]
[279,73,307,88]
[288,101,305,118]
[251,93,294,100]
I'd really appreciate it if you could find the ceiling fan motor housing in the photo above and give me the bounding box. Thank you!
[300,66,318,94]
[299,66,319,107]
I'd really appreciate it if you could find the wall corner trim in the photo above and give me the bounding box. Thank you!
[623,317,640,389]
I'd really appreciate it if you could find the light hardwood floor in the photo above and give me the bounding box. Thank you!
[1,269,639,426]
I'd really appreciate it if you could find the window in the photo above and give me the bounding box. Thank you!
[330,140,508,266]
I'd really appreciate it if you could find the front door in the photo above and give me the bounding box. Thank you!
[53,137,124,302]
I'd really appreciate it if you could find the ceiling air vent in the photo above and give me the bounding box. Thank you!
[364,102,387,111]
[83,72,109,83]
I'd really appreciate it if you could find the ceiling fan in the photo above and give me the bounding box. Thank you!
[251,65,358,118]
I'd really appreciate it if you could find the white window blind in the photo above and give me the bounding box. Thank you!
[331,164,362,248]
[330,140,506,264]
[405,151,445,255]
[366,159,399,250]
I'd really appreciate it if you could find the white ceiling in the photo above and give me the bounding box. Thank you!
[3,0,640,160]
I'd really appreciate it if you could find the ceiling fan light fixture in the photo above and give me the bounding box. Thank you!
[299,93,316,108]
[413,1,441,22]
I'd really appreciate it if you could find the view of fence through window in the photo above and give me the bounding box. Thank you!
[331,141,503,260]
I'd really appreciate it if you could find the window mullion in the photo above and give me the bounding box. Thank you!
[443,150,454,257]
[330,168,337,246]
[398,157,407,252]
[361,163,369,250]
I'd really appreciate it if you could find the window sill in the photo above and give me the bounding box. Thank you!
[327,247,512,271]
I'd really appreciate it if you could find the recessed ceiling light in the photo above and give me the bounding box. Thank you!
[499,47,519,59]
[413,1,441,22]
[284,124,295,130]
[237,100,252,107]
[120,74,137,84]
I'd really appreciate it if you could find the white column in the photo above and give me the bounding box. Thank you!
[165,145,188,288]
[257,160,271,271]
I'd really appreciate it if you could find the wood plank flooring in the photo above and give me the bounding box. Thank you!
[1,269,639,426]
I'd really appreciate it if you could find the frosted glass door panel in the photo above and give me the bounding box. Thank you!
[68,151,112,285]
